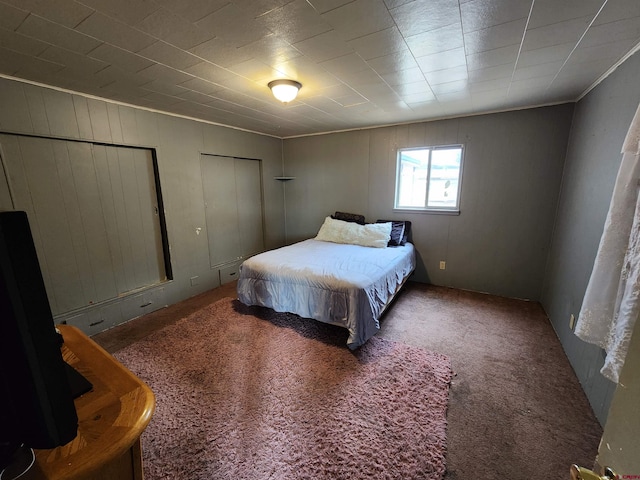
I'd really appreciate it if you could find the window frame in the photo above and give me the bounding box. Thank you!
[393,144,464,215]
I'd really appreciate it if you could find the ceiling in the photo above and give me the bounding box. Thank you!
[1,0,640,138]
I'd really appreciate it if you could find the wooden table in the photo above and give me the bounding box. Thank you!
[27,325,155,480]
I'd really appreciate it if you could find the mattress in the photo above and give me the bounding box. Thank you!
[237,239,416,349]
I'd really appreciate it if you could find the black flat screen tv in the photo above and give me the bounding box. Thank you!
[0,211,80,474]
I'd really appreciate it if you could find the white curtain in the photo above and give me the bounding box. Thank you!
[576,102,640,383]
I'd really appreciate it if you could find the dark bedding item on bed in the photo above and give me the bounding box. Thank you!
[332,211,366,225]
[377,220,412,246]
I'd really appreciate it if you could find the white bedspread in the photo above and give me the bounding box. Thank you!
[237,239,416,349]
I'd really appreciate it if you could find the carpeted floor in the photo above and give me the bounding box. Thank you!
[378,283,603,480]
[113,298,452,480]
[94,281,603,479]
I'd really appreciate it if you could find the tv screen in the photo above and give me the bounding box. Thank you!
[0,211,79,472]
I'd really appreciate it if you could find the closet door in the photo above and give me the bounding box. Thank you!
[235,158,264,257]
[0,134,167,315]
[201,155,241,266]
[201,154,264,268]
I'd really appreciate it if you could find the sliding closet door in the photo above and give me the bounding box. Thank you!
[235,158,263,257]
[200,154,264,269]
[0,134,167,315]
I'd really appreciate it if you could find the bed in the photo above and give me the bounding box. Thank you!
[237,215,415,349]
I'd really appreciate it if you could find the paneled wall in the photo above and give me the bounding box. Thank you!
[283,105,574,301]
[541,51,640,424]
[0,77,284,332]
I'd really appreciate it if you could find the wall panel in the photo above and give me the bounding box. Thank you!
[284,130,370,243]
[24,85,50,135]
[42,89,79,138]
[541,51,640,423]
[0,80,32,133]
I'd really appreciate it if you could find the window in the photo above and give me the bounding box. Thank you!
[394,145,463,213]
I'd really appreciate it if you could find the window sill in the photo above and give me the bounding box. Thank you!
[393,208,460,216]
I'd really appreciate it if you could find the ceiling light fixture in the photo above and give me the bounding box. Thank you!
[268,79,302,103]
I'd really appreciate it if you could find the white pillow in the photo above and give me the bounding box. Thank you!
[315,216,391,248]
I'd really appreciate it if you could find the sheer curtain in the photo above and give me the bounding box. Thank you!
[576,102,640,383]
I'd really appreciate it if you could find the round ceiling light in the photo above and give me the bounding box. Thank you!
[268,79,302,103]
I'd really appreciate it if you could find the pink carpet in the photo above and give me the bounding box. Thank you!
[115,298,452,479]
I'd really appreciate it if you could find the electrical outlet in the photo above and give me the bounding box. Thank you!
[439,261,446,270]
[190,276,199,286]
[569,314,576,330]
